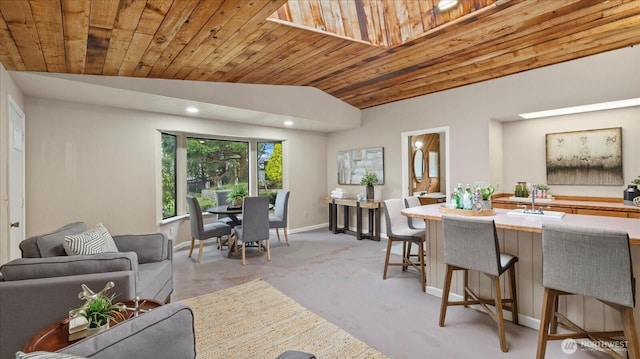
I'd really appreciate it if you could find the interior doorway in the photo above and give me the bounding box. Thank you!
[401,127,449,200]
[8,95,25,261]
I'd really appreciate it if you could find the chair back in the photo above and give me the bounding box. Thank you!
[273,190,290,223]
[185,196,204,236]
[239,196,270,242]
[215,190,231,207]
[404,196,425,229]
[542,224,635,308]
[442,215,501,276]
[383,198,424,240]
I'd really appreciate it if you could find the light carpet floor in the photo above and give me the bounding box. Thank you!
[180,278,387,359]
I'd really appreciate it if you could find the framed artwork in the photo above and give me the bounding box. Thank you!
[337,147,384,185]
[546,127,623,185]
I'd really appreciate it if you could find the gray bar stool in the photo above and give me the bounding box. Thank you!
[383,198,427,292]
[440,215,519,352]
[538,224,639,359]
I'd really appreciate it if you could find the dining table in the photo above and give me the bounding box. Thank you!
[207,203,274,258]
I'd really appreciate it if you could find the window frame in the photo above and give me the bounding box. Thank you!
[160,132,285,221]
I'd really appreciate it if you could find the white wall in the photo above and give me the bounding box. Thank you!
[502,107,640,197]
[0,62,25,264]
[327,46,640,203]
[24,98,328,245]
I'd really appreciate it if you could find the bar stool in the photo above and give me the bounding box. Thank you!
[440,215,519,352]
[383,198,427,292]
[537,224,639,359]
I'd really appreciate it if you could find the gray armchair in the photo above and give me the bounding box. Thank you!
[0,222,173,359]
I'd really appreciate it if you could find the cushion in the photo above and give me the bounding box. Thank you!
[20,222,87,258]
[64,223,119,256]
[15,351,88,359]
[0,252,137,281]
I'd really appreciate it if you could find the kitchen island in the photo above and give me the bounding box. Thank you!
[401,204,640,335]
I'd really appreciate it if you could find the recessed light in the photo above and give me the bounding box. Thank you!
[438,0,458,11]
[518,98,640,119]
[186,107,199,113]
[284,120,294,126]
[414,141,423,148]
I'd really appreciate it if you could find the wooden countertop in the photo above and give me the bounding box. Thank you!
[492,197,640,213]
[402,204,640,244]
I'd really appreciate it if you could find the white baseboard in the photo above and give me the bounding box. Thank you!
[426,286,540,330]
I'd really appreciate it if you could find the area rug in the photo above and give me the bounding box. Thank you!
[180,279,387,358]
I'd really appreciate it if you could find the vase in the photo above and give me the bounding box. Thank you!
[85,323,109,337]
[481,200,492,210]
[366,185,374,200]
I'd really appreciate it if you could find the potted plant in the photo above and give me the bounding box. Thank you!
[72,283,126,336]
[227,187,248,206]
[360,172,378,200]
[477,184,495,209]
[535,184,550,198]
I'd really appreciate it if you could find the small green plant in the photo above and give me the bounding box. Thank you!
[77,293,126,328]
[477,185,495,200]
[514,183,530,198]
[227,187,249,204]
[536,184,550,191]
[360,172,378,186]
[632,176,640,186]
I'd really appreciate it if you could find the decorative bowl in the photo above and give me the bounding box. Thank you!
[634,197,640,207]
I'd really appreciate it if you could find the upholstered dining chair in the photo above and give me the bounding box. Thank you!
[234,196,270,266]
[383,198,427,292]
[185,196,232,263]
[404,196,426,230]
[215,190,235,226]
[440,215,519,352]
[537,224,638,359]
[269,189,290,245]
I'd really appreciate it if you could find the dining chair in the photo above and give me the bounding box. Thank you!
[382,198,427,292]
[440,215,518,352]
[185,196,232,263]
[404,196,426,230]
[233,196,270,266]
[215,190,235,226]
[269,189,290,245]
[537,224,638,359]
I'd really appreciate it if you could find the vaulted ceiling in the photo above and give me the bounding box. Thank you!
[0,0,639,110]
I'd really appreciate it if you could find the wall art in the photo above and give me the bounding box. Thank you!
[546,127,622,185]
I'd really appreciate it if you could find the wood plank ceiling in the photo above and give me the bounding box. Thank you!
[0,0,639,110]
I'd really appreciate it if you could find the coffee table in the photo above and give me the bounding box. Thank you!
[23,298,163,353]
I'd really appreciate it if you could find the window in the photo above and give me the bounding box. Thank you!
[161,133,177,219]
[258,141,283,203]
[186,137,249,209]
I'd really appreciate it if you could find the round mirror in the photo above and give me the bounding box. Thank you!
[413,150,424,182]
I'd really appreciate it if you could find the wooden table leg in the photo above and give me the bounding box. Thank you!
[343,205,350,232]
[356,202,362,240]
[374,207,381,241]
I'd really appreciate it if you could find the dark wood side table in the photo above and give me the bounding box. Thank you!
[324,198,383,241]
[23,298,163,353]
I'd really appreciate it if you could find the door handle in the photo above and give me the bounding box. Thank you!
[10,222,19,228]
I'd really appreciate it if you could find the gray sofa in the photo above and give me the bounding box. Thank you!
[0,222,173,359]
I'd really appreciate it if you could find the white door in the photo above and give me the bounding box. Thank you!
[8,96,25,260]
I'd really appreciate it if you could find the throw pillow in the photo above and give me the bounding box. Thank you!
[63,223,119,256]
[15,351,88,359]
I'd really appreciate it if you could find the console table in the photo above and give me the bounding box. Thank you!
[323,198,383,241]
